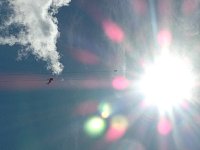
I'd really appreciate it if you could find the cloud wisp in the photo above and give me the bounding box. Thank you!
[0,0,71,74]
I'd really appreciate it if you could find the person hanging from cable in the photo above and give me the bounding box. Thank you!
[47,78,53,84]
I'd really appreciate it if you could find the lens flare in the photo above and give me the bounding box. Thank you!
[105,115,128,141]
[157,29,172,47]
[102,20,125,43]
[112,76,129,90]
[139,51,195,113]
[98,102,112,118]
[157,118,172,135]
[84,116,106,137]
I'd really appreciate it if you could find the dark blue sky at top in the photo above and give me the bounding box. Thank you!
[0,0,133,74]
[1,0,200,150]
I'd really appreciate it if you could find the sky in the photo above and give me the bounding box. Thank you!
[0,0,200,150]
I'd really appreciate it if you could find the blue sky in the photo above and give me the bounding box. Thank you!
[1,0,200,150]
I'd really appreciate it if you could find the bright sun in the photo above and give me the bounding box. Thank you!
[139,51,195,113]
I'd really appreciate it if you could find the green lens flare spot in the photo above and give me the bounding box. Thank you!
[98,102,112,118]
[84,116,106,137]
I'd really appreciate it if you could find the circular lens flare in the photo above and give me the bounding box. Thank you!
[139,51,195,113]
[98,102,112,118]
[84,116,106,137]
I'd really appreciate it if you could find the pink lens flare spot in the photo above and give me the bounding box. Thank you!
[75,101,99,116]
[105,116,128,142]
[140,100,152,108]
[73,50,99,65]
[157,118,172,135]
[157,29,172,47]
[112,76,129,90]
[132,0,147,15]
[158,0,172,16]
[105,126,127,142]
[181,101,189,110]
[182,0,197,15]
[102,20,125,43]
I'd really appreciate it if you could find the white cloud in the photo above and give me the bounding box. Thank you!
[0,0,71,74]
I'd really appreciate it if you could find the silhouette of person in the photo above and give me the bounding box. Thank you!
[47,78,53,84]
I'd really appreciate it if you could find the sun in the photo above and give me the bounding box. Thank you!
[139,51,195,114]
